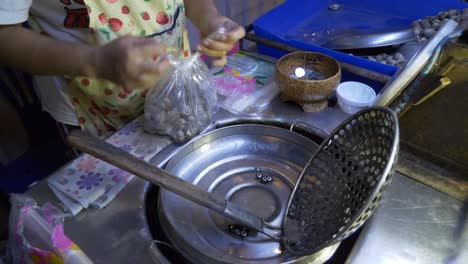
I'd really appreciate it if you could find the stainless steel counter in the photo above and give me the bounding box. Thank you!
[347,174,467,264]
[24,86,465,264]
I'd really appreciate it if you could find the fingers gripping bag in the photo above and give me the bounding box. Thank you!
[143,53,217,144]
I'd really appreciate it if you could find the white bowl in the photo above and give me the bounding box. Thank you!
[336,81,376,114]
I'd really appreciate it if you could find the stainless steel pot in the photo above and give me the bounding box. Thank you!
[156,124,338,264]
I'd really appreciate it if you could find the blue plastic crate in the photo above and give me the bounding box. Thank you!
[253,0,467,77]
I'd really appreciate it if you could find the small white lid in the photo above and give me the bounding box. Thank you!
[337,81,376,106]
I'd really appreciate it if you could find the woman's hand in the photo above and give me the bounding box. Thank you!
[92,36,170,89]
[0,26,169,88]
[196,16,245,67]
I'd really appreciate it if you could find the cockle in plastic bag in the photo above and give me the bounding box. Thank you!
[143,53,217,144]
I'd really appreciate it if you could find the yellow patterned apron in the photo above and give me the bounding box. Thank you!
[73,0,191,138]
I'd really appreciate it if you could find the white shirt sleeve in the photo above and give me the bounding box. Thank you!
[0,0,33,25]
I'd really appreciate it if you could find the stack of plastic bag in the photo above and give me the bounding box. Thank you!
[6,195,93,264]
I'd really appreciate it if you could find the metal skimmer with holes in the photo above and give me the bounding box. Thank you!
[283,107,399,255]
[68,107,399,261]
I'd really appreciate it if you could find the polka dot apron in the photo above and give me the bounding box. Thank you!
[74,0,191,138]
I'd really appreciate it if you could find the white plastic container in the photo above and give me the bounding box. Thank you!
[336,81,376,114]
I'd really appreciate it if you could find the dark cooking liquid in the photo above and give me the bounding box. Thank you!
[290,68,327,81]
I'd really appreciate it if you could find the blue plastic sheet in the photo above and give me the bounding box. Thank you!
[253,0,467,78]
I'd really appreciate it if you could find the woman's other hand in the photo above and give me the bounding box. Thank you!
[91,36,170,89]
[197,16,245,67]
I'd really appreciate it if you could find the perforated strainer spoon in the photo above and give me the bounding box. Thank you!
[67,107,399,256]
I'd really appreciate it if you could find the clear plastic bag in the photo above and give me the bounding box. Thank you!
[212,53,279,116]
[143,54,217,144]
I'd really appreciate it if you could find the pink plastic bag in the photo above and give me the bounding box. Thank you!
[7,195,92,264]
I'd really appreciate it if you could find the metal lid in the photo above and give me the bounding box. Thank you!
[322,28,417,50]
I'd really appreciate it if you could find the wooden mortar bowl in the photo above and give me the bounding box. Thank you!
[275,52,341,112]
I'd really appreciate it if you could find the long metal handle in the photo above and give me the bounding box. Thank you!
[67,130,268,235]
[372,19,458,107]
